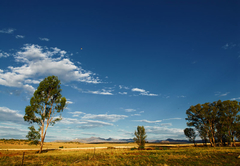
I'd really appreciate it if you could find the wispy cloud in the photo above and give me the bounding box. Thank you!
[77,120,113,129]
[145,126,183,135]
[82,114,128,122]
[119,85,129,89]
[0,28,15,34]
[86,89,113,95]
[68,111,84,115]
[177,95,186,98]
[160,123,172,126]
[60,118,114,129]
[119,92,127,95]
[230,97,240,100]
[134,119,162,123]
[131,88,158,96]
[15,35,25,39]
[131,114,141,116]
[0,107,27,125]
[0,50,10,58]
[39,37,50,41]
[66,99,74,104]
[81,132,97,136]
[215,92,230,97]
[222,43,236,50]
[125,109,136,112]
[163,118,181,121]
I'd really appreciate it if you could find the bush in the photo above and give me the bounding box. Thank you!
[59,146,64,148]
[131,147,137,150]
[138,145,145,150]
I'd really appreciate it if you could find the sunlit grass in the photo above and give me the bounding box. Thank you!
[0,146,240,165]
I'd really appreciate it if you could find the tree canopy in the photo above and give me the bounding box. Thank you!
[186,100,240,147]
[184,128,197,145]
[23,75,66,153]
[133,126,147,149]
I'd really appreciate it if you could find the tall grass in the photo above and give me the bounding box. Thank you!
[0,147,240,165]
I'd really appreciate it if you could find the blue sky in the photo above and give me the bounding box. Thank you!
[0,0,239,141]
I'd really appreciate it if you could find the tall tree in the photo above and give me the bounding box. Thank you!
[186,100,240,147]
[184,128,197,146]
[133,126,147,149]
[220,100,240,146]
[23,76,66,153]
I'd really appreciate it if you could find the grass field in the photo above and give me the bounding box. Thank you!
[0,141,240,165]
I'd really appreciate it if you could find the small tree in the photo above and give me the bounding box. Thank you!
[133,126,147,150]
[26,126,40,145]
[23,76,66,153]
[184,128,197,146]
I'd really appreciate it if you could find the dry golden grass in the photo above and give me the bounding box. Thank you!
[1,146,240,166]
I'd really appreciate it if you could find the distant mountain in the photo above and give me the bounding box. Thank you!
[55,137,192,144]
[69,137,134,143]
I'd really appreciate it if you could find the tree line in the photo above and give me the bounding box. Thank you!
[185,100,240,147]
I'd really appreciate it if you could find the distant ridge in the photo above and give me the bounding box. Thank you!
[54,137,191,143]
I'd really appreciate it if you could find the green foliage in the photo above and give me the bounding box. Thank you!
[26,126,40,145]
[133,126,147,149]
[186,100,240,147]
[23,75,67,153]
[184,128,197,144]
[59,146,64,148]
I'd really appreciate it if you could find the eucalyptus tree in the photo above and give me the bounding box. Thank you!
[220,100,240,146]
[23,76,67,153]
[133,126,147,149]
[184,128,197,146]
[186,100,240,147]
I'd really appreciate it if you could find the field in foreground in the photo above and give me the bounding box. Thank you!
[0,146,240,166]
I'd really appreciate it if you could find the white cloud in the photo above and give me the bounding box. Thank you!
[131,88,158,96]
[23,84,35,94]
[222,43,236,50]
[145,126,183,135]
[86,89,113,95]
[131,114,141,116]
[139,111,144,113]
[66,99,74,104]
[0,44,101,93]
[82,114,128,122]
[215,92,230,97]
[77,120,113,129]
[0,126,28,139]
[230,97,240,100]
[134,119,162,123]
[132,88,145,93]
[0,28,15,34]
[0,50,10,58]
[177,95,186,98]
[24,79,41,84]
[81,132,97,136]
[39,37,50,41]
[0,107,27,125]
[119,92,127,95]
[125,109,136,112]
[160,123,172,126]
[163,118,181,121]
[16,35,25,39]
[119,85,129,89]
[69,111,84,115]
